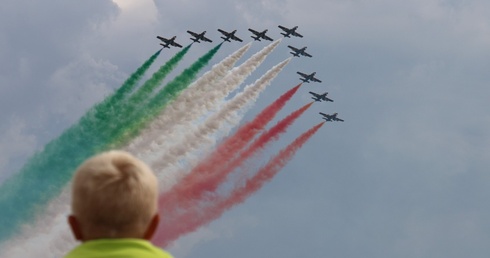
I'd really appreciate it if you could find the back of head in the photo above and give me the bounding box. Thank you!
[71,150,158,239]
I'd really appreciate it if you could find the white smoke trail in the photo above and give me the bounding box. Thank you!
[125,43,252,155]
[137,39,282,162]
[152,58,292,190]
[0,188,76,258]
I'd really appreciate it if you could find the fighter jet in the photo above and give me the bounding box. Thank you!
[187,30,212,43]
[309,91,333,102]
[297,71,322,83]
[156,35,183,48]
[278,25,303,38]
[288,45,312,57]
[248,28,273,41]
[217,29,243,42]
[320,112,344,122]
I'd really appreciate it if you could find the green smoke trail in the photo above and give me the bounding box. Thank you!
[85,45,191,153]
[106,49,163,103]
[0,49,162,243]
[92,45,191,149]
[108,43,222,149]
[129,46,192,106]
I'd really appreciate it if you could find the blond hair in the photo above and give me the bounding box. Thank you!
[71,150,158,239]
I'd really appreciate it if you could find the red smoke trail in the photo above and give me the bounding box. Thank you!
[152,84,301,242]
[218,102,313,180]
[153,122,325,247]
[154,102,313,242]
[158,84,302,208]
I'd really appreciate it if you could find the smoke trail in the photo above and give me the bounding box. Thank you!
[107,44,222,149]
[177,102,314,208]
[152,102,312,243]
[154,122,325,246]
[157,83,302,206]
[0,50,162,243]
[137,40,282,158]
[127,43,252,154]
[128,46,191,104]
[92,45,192,151]
[0,45,193,254]
[152,58,291,189]
[0,44,222,257]
[107,49,163,103]
[0,188,74,258]
[218,102,314,180]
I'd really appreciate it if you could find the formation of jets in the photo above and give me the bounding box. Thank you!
[156,25,305,47]
[156,25,343,123]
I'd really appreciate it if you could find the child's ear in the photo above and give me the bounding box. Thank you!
[143,213,160,240]
[68,215,84,241]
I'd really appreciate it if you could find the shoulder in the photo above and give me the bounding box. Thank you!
[145,242,174,258]
[64,239,174,258]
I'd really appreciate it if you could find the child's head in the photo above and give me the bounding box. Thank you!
[68,150,159,241]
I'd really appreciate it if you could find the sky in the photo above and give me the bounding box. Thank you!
[1,0,490,257]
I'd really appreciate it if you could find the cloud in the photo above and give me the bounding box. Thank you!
[0,117,37,181]
[47,53,126,121]
[0,0,119,175]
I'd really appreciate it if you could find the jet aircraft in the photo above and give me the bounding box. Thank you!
[309,91,333,102]
[217,29,243,42]
[297,71,322,83]
[156,35,183,48]
[278,25,303,38]
[320,112,344,122]
[288,45,312,57]
[248,28,273,41]
[187,30,212,43]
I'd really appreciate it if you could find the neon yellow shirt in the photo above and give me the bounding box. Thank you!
[64,239,173,258]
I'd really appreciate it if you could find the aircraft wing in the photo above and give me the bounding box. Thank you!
[278,25,288,31]
[334,117,344,122]
[217,29,227,35]
[202,36,212,42]
[232,35,243,42]
[292,31,303,38]
[156,36,168,42]
[171,41,183,48]
[309,91,320,98]
[288,45,299,51]
[303,52,312,57]
[297,71,308,77]
[187,31,198,37]
[248,28,259,35]
[263,35,273,41]
[324,96,334,102]
[312,77,322,83]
